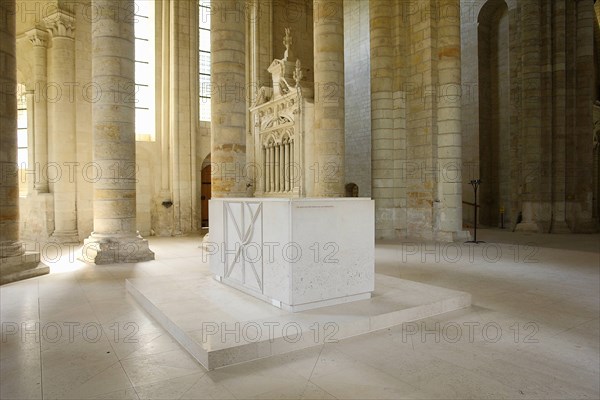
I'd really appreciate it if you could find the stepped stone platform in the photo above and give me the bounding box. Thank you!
[126,271,471,370]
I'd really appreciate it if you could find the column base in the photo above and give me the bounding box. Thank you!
[550,220,572,234]
[569,218,600,233]
[50,230,80,244]
[1,252,50,285]
[81,233,155,265]
[451,230,471,242]
[200,233,211,249]
[432,230,471,242]
[514,221,543,233]
[34,184,49,194]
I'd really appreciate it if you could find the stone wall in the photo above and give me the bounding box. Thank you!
[344,0,371,198]
[272,0,314,83]
[461,0,598,233]
[13,0,599,246]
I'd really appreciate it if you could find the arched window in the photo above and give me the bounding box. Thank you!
[135,0,156,140]
[199,0,211,121]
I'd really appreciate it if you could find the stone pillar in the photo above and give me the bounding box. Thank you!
[571,0,597,232]
[0,0,49,284]
[82,0,154,264]
[313,0,345,197]
[211,0,247,197]
[370,0,395,238]
[516,0,544,233]
[436,0,467,241]
[26,28,49,194]
[550,0,570,233]
[44,10,79,243]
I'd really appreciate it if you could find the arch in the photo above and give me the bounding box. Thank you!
[477,0,509,24]
[477,0,511,227]
[265,135,276,146]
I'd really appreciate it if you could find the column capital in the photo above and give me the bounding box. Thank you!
[44,10,75,39]
[26,28,49,47]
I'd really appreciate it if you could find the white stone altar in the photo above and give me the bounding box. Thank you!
[208,198,375,312]
[208,30,375,312]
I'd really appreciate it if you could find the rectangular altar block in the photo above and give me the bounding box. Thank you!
[208,198,375,312]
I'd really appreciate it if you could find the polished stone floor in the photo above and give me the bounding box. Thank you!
[1,228,599,399]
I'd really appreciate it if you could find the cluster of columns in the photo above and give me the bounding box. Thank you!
[22,11,80,243]
[2,0,154,277]
[263,138,294,193]
[508,0,596,233]
[0,0,49,284]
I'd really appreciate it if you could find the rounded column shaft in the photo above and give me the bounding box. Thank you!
[211,0,247,197]
[27,29,50,194]
[83,0,154,264]
[369,0,395,238]
[92,12,136,235]
[275,145,280,192]
[436,0,463,236]
[313,0,345,197]
[45,10,79,242]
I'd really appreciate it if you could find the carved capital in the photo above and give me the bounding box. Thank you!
[44,10,75,39]
[26,28,49,47]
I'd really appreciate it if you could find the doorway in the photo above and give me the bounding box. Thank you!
[201,163,211,228]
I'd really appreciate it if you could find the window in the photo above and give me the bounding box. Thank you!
[17,84,28,196]
[135,0,156,140]
[17,84,28,170]
[199,1,211,121]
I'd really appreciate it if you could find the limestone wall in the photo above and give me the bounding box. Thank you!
[344,0,371,198]
[461,0,598,233]
[272,0,314,84]
[12,0,598,246]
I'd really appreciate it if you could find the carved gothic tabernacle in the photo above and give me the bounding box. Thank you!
[250,29,314,198]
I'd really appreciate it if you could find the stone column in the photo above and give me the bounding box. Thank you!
[550,0,570,233]
[211,0,247,197]
[313,0,345,197]
[26,28,49,194]
[269,145,274,192]
[571,0,597,232]
[44,10,79,243]
[515,0,544,232]
[436,0,467,241]
[275,144,280,192]
[369,0,395,238]
[82,0,154,264]
[0,0,49,284]
[284,141,290,191]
